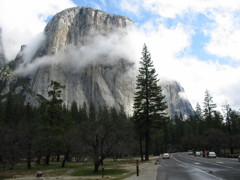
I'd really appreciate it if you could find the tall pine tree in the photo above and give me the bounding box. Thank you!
[203,90,217,129]
[44,80,65,165]
[133,44,167,161]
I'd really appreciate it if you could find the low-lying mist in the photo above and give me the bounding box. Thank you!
[15,28,141,76]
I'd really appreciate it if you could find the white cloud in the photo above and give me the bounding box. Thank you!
[118,1,239,64]
[167,57,240,110]
[134,24,240,109]
[116,0,240,110]
[15,28,137,75]
[120,0,142,16]
[0,0,75,60]
[204,12,240,61]
[140,0,240,62]
[123,21,240,111]
[142,0,240,18]
[21,32,46,64]
[99,0,106,6]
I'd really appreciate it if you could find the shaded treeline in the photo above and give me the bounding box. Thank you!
[0,82,240,172]
[0,81,138,172]
[165,90,240,156]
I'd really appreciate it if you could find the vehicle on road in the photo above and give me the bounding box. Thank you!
[162,153,170,159]
[188,150,193,155]
[208,152,216,158]
[195,151,201,156]
[157,152,240,180]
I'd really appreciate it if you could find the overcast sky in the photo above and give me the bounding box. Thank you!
[0,0,240,111]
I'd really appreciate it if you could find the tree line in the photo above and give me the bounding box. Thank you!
[0,81,137,172]
[170,89,240,156]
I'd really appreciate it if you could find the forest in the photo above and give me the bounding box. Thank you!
[0,82,240,173]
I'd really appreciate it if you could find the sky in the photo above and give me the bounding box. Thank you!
[0,0,240,111]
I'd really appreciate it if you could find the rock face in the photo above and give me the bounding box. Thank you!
[31,7,135,115]
[0,65,40,107]
[2,7,194,118]
[160,80,194,118]
[36,7,133,56]
[0,28,6,67]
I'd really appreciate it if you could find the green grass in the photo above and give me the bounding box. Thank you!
[0,163,69,179]
[0,158,136,179]
[72,168,128,176]
[0,175,11,180]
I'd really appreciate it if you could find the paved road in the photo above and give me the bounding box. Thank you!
[157,152,240,180]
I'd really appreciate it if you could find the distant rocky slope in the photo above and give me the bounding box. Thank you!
[0,7,194,118]
[161,80,194,118]
[0,28,6,67]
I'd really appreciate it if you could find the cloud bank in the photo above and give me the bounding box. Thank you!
[15,29,137,75]
[0,0,75,60]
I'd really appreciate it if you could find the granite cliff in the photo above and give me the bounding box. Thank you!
[0,7,194,118]
[161,80,194,118]
[30,7,135,115]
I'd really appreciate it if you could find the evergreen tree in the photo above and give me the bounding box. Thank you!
[195,102,202,118]
[223,104,240,154]
[133,44,167,161]
[70,101,79,123]
[22,103,36,169]
[194,102,204,135]
[44,80,65,165]
[203,90,217,129]
[79,102,88,122]
[4,93,16,125]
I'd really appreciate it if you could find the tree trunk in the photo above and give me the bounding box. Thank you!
[145,130,149,161]
[139,136,144,161]
[229,137,234,155]
[230,146,234,155]
[94,160,100,173]
[45,149,51,165]
[36,155,41,165]
[27,157,31,169]
[61,157,67,168]
[57,154,60,162]
[26,143,32,169]
[61,147,70,168]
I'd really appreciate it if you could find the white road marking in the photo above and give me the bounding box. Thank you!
[172,155,225,180]
[177,154,234,169]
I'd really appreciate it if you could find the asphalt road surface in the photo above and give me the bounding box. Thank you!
[157,152,240,180]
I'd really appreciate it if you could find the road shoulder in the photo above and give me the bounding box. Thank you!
[125,157,159,180]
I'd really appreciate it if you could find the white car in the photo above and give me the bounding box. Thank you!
[195,151,201,156]
[162,153,170,159]
[188,150,193,155]
[208,152,216,158]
